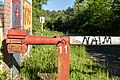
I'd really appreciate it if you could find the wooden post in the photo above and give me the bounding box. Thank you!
[57,41,70,80]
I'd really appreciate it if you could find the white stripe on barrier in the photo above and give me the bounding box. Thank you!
[70,36,120,45]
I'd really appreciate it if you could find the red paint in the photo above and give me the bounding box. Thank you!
[6,29,70,80]
[7,44,27,53]
[14,6,21,26]
[6,29,70,53]
[25,36,70,45]
[6,29,27,54]
[57,40,70,80]
[14,7,19,17]
[7,29,27,36]
[12,0,21,5]
[25,36,60,45]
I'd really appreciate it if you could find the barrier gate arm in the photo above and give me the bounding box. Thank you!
[6,29,70,80]
[6,29,120,80]
[6,29,70,53]
[25,36,70,45]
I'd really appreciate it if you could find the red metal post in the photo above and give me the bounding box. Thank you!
[57,40,70,80]
[6,29,71,79]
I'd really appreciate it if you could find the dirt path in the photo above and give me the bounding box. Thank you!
[86,46,120,77]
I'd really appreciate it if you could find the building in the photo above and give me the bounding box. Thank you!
[0,0,32,78]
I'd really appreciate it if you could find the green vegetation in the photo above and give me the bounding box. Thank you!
[70,46,105,80]
[40,0,120,35]
[20,30,62,80]
[0,70,9,80]
[20,30,118,80]
[20,0,120,80]
[0,52,7,80]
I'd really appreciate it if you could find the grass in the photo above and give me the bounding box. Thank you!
[0,52,9,80]
[20,45,57,80]
[0,70,9,80]
[70,46,109,80]
[20,29,119,80]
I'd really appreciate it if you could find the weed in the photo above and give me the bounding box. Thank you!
[20,30,118,80]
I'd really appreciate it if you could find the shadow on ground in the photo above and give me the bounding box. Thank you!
[86,45,120,77]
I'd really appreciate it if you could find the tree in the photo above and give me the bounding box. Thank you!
[32,0,48,33]
[39,0,120,35]
[71,0,117,35]
[32,0,48,8]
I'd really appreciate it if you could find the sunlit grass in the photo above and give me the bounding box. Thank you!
[70,46,110,80]
[20,30,118,80]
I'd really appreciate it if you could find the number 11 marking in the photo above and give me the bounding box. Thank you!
[65,46,67,54]
[59,46,62,54]
[59,46,68,54]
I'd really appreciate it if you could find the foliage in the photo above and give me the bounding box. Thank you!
[32,0,48,9]
[20,30,63,80]
[0,70,9,80]
[20,35,115,79]
[20,45,57,80]
[0,53,7,80]
[41,0,120,35]
[32,0,48,34]
[20,0,120,79]
[20,29,115,80]
[70,46,110,80]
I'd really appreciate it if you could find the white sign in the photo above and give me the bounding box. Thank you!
[70,36,120,45]
[40,17,45,23]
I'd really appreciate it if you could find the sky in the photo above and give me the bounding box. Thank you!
[42,0,75,11]
[0,0,4,5]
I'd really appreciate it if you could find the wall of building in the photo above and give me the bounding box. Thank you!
[4,0,12,37]
[1,0,32,78]
[0,0,4,70]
